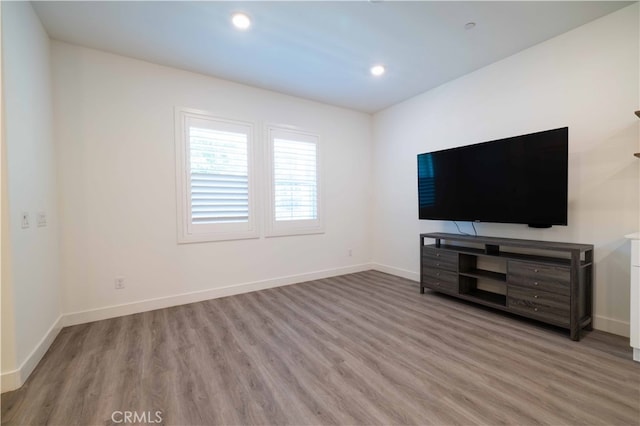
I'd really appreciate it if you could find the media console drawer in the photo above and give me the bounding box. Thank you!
[508,285,570,326]
[421,274,457,294]
[421,248,457,272]
[508,260,570,296]
[422,267,457,282]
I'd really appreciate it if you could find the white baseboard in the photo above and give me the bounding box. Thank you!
[594,314,630,337]
[370,262,419,282]
[1,315,64,393]
[1,370,21,393]
[64,263,373,327]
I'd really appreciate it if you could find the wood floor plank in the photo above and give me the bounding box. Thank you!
[244,287,422,425]
[295,280,549,424]
[236,290,378,425]
[2,271,638,425]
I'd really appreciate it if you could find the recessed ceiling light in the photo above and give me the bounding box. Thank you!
[370,64,385,77]
[464,22,476,30]
[232,12,251,30]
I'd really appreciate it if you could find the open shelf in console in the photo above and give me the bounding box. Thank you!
[458,252,507,306]
[458,275,507,307]
[459,268,506,282]
[432,244,580,267]
[459,288,507,307]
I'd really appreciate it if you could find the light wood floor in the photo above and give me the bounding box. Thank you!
[2,271,639,425]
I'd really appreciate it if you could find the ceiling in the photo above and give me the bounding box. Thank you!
[32,1,633,113]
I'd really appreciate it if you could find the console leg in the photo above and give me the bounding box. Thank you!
[570,327,580,341]
[420,285,425,294]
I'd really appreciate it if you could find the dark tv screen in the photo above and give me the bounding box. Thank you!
[417,127,568,227]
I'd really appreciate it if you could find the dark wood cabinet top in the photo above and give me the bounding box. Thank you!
[421,232,593,252]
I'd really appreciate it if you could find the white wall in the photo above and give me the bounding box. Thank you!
[372,4,639,336]
[1,1,62,389]
[52,42,372,320]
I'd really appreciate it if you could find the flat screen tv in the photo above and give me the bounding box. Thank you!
[417,127,568,228]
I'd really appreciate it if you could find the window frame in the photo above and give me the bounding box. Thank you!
[175,107,258,243]
[264,124,324,237]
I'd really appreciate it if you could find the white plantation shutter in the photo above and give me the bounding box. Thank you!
[266,126,323,237]
[273,138,317,221]
[175,109,257,243]
[189,127,248,224]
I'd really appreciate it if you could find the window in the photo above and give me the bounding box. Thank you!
[175,108,257,243]
[265,125,323,236]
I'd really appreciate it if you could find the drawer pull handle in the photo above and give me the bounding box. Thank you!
[534,269,539,273]
[436,263,441,266]
[436,253,441,257]
[534,295,539,299]
[534,282,539,286]
[435,282,440,286]
[534,308,539,312]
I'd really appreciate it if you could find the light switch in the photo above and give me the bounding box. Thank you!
[21,212,30,229]
[37,212,47,227]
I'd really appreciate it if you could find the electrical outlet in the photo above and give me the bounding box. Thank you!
[348,248,353,257]
[115,277,125,289]
[21,212,30,229]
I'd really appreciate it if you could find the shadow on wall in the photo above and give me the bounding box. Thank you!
[567,122,638,241]
[569,121,638,327]
[595,238,632,325]
[570,122,638,213]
